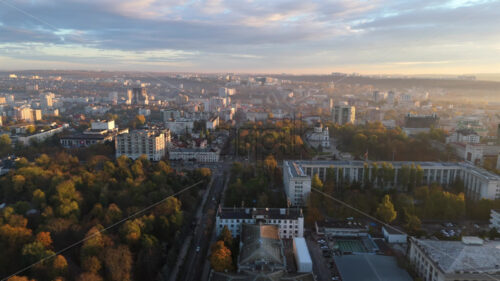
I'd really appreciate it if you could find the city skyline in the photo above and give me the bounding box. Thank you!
[1,0,500,74]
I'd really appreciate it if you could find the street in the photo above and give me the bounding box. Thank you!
[176,163,230,281]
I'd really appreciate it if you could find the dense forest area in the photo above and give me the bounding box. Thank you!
[0,153,211,281]
[224,156,286,208]
[331,122,456,161]
[234,120,311,161]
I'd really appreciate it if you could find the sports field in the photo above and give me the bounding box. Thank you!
[335,239,367,253]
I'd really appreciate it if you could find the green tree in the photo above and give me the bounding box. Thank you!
[376,195,397,223]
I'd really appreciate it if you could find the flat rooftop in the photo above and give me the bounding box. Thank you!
[334,254,412,281]
[412,238,500,274]
[218,207,302,220]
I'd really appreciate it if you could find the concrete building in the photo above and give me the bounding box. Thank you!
[41,93,54,108]
[408,237,500,281]
[168,147,219,162]
[17,124,68,145]
[464,143,500,165]
[283,160,500,201]
[403,113,439,136]
[446,128,480,144]
[282,161,312,206]
[205,116,219,130]
[91,120,115,130]
[164,119,194,134]
[218,87,236,97]
[131,86,148,105]
[382,226,407,243]
[115,129,169,161]
[215,207,304,239]
[332,104,355,125]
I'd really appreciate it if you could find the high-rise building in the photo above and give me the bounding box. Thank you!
[497,124,500,144]
[115,129,169,161]
[41,93,54,108]
[131,87,148,105]
[332,104,355,125]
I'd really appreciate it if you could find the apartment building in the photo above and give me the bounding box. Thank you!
[115,129,170,161]
[332,104,355,125]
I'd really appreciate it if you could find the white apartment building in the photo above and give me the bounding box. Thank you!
[164,119,194,135]
[332,104,355,125]
[283,160,500,202]
[91,120,115,130]
[408,237,500,281]
[283,161,312,206]
[215,207,304,239]
[115,129,169,161]
[168,148,219,162]
[446,129,480,144]
[17,124,68,145]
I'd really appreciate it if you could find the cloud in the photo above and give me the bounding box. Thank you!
[0,0,499,73]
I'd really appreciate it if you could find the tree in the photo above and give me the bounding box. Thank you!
[376,195,397,223]
[311,174,323,190]
[103,245,133,281]
[82,256,102,273]
[210,241,233,272]
[36,232,52,248]
[0,134,12,157]
[219,226,233,248]
[51,255,68,276]
[53,180,81,218]
[403,210,422,234]
[7,276,35,281]
[135,115,146,127]
[76,272,103,281]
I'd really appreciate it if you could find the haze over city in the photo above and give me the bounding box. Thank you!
[1,0,500,74]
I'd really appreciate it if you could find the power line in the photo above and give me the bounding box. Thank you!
[1,180,204,281]
[311,187,500,281]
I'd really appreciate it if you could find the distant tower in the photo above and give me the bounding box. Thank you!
[132,87,149,105]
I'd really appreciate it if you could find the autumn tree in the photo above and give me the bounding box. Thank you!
[376,195,397,223]
[210,241,233,272]
[103,245,133,281]
[311,174,323,190]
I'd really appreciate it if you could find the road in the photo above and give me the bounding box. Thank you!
[177,163,230,281]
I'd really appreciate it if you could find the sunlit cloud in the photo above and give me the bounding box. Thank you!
[0,0,499,73]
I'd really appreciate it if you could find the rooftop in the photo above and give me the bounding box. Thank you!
[334,255,412,281]
[412,238,500,274]
[218,207,303,220]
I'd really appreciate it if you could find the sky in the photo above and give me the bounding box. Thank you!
[0,0,500,74]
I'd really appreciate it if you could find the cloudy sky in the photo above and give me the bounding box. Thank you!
[0,0,499,74]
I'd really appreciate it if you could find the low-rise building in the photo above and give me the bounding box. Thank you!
[408,237,500,281]
[446,129,480,144]
[168,147,219,162]
[215,207,304,239]
[284,160,500,202]
[17,124,68,145]
[382,226,407,243]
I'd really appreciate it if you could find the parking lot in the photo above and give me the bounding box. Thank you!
[306,235,341,281]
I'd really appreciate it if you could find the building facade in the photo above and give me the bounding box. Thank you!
[215,207,304,239]
[332,105,355,125]
[283,161,312,206]
[283,160,500,204]
[168,148,219,162]
[115,129,169,161]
